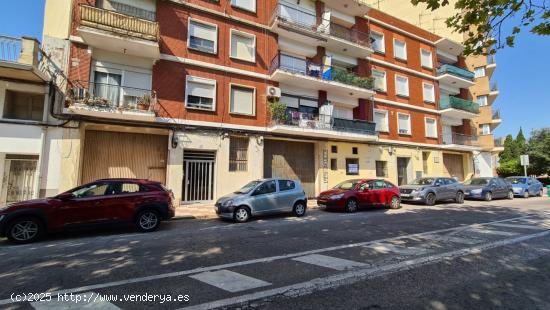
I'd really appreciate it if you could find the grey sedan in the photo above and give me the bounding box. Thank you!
[399,177,465,206]
[215,179,308,223]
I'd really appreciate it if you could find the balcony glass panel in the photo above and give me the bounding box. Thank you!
[273,111,376,136]
[437,64,475,81]
[440,96,480,114]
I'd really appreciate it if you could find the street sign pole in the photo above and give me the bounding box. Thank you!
[520,155,529,177]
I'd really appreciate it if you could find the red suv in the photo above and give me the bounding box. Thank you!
[0,179,175,244]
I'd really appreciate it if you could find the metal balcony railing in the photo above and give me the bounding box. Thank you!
[437,64,475,81]
[492,109,501,120]
[80,5,159,41]
[272,1,371,48]
[487,55,496,65]
[108,1,156,21]
[494,137,504,147]
[491,82,499,92]
[0,35,21,62]
[271,53,374,90]
[273,111,377,136]
[440,96,480,114]
[443,133,479,146]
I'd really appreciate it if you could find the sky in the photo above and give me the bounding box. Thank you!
[0,0,548,139]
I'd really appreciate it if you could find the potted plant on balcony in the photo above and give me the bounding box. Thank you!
[137,93,151,111]
[268,99,287,125]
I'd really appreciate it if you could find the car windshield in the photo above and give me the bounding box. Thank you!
[464,178,490,186]
[235,180,262,194]
[506,177,526,184]
[333,180,362,190]
[410,178,435,186]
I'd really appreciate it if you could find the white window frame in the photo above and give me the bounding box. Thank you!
[371,31,385,54]
[185,75,217,111]
[187,18,218,54]
[229,83,256,116]
[229,29,256,63]
[476,95,488,106]
[397,112,411,135]
[422,82,435,103]
[372,69,387,92]
[393,38,407,61]
[420,48,433,69]
[373,108,389,132]
[474,66,486,78]
[231,0,257,13]
[424,117,438,138]
[395,75,409,97]
[481,124,491,135]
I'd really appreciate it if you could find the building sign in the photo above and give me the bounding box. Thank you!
[322,148,329,185]
[346,158,359,175]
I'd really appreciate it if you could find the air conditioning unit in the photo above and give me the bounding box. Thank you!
[266,86,281,98]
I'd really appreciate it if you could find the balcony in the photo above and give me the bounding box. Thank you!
[442,132,481,151]
[0,36,53,83]
[78,4,160,59]
[269,112,377,141]
[493,137,505,152]
[436,64,475,91]
[323,0,371,16]
[270,53,374,100]
[271,2,372,58]
[439,96,480,122]
[486,55,496,77]
[65,81,158,122]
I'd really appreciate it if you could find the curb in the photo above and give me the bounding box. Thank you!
[171,203,320,221]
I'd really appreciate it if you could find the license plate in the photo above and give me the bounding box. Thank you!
[401,194,410,198]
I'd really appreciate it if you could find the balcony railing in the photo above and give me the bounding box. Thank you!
[492,109,501,120]
[271,53,374,90]
[437,64,475,81]
[0,35,21,62]
[440,96,480,114]
[66,81,157,115]
[272,2,370,47]
[487,55,496,65]
[108,1,156,21]
[491,82,499,92]
[443,133,479,146]
[273,111,376,136]
[494,137,504,147]
[80,5,159,41]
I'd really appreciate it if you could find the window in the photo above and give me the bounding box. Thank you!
[72,183,111,198]
[229,137,248,172]
[254,180,276,195]
[2,90,44,121]
[112,183,148,194]
[371,31,385,53]
[393,39,407,60]
[373,109,389,132]
[395,75,409,97]
[385,181,395,188]
[420,49,433,69]
[352,147,358,155]
[186,76,216,111]
[230,29,256,62]
[230,85,255,115]
[346,158,359,175]
[231,0,256,13]
[474,67,486,78]
[397,113,411,135]
[425,118,437,138]
[188,19,218,54]
[372,69,387,92]
[330,158,337,171]
[376,161,388,177]
[476,95,488,106]
[278,180,296,191]
[480,124,491,135]
[331,145,338,153]
[371,180,387,189]
[423,83,435,103]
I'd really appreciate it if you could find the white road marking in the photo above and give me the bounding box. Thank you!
[438,236,483,245]
[0,214,538,306]
[178,229,550,310]
[32,291,120,310]
[190,270,271,293]
[468,228,520,236]
[490,223,550,230]
[292,254,366,270]
[366,243,429,255]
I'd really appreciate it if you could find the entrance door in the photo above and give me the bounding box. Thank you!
[397,157,410,186]
[443,154,465,181]
[183,151,216,203]
[1,156,38,204]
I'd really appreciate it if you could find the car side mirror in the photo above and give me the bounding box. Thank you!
[56,192,74,200]
[363,188,369,192]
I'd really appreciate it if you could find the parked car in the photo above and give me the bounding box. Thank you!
[399,177,465,206]
[506,176,544,198]
[463,177,514,201]
[0,179,175,244]
[317,179,400,213]
[215,179,307,223]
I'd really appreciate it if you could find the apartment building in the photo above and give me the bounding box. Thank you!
[41,0,481,204]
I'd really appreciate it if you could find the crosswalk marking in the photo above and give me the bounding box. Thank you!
[366,243,429,255]
[490,223,549,230]
[31,292,120,310]
[435,236,483,245]
[468,228,519,236]
[189,270,271,293]
[292,254,366,271]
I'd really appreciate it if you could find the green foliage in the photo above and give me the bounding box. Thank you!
[268,99,288,123]
[497,127,550,176]
[332,68,374,89]
[411,0,550,55]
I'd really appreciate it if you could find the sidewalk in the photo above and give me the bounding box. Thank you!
[174,200,319,220]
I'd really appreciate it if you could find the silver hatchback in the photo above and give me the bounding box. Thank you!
[215,179,308,222]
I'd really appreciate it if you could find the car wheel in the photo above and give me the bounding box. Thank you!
[293,201,307,217]
[388,196,401,209]
[234,206,251,223]
[6,217,44,244]
[523,191,529,199]
[136,210,161,232]
[483,192,492,202]
[345,199,358,213]
[425,193,436,206]
[507,190,514,200]
[455,192,465,204]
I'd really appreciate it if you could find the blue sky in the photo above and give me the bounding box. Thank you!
[1,0,548,138]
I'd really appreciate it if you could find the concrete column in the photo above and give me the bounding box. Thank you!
[19,37,40,66]
[315,1,325,27]
[166,132,184,204]
[318,90,327,107]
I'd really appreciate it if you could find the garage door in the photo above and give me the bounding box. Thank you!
[443,153,465,181]
[264,140,316,197]
[81,130,168,184]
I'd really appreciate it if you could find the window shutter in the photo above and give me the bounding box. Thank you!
[423,84,434,102]
[231,32,255,61]
[398,114,410,133]
[188,80,215,99]
[231,86,254,115]
[189,20,216,42]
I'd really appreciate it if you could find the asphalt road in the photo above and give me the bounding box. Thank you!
[1,197,550,310]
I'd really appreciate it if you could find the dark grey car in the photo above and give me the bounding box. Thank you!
[399,177,465,205]
[463,177,514,201]
[215,179,308,223]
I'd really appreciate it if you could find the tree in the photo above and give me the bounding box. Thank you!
[499,134,516,161]
[411,0,550,55]
[527,128,550,175]
[516,127,527,155]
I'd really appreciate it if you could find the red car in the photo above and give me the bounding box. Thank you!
[317,179,401,212]
[0,179,175,244]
